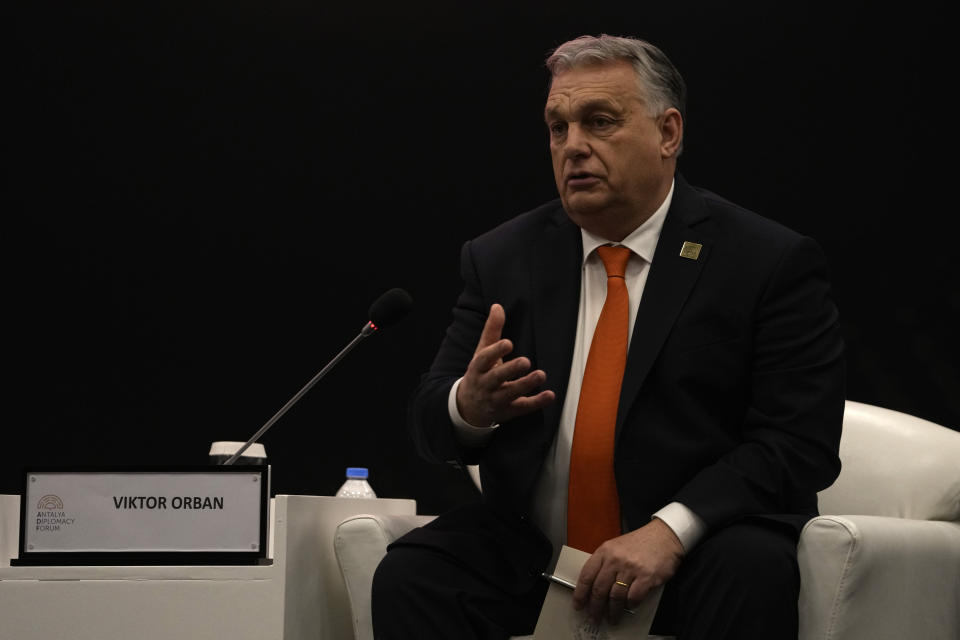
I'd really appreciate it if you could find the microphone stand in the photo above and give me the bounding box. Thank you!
[222,321,378,465]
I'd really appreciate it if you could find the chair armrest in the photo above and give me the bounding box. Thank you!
[798,515,960,640]
[334,514,436,640]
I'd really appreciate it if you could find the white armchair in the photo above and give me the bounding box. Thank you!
[797,401,960,639]
[334,401,960,640]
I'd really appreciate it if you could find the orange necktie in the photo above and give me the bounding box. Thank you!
[567,245,631,553]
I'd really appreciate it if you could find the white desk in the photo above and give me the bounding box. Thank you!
[0,493,415,640]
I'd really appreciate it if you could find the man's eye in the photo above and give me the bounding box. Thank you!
[549,122,567,137]
[590,116,615,128]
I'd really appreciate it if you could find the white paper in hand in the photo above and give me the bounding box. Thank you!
[533,545,663,640]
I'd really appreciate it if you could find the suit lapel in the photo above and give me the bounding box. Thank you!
[529,205,582,432]
[616,177,714,439]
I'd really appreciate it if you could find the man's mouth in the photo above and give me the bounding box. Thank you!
[566,172,601,188]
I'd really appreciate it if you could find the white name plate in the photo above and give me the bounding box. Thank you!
[17,467,268,564]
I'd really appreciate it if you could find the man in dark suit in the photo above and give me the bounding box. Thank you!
[373,34,845,639]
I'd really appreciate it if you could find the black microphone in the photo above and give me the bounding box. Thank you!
[222,288,413,465]
[362,287,414,336]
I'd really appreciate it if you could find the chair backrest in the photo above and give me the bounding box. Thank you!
[817,400,960,521]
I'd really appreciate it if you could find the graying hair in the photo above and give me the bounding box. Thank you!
[546,34,687,125]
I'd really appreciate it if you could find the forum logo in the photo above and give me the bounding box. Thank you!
[37,494,64,510]
[35,494,75,532]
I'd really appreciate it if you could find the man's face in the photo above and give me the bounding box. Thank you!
[545,60,680,239]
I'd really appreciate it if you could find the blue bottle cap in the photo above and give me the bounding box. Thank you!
[345,467,369,479]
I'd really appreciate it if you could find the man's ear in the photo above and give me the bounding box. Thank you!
[659,108,683,158]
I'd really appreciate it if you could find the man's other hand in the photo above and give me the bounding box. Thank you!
[572,518,685,625]
[456,303,555,427]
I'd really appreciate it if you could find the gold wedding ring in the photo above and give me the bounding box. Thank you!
[615,580,630,588]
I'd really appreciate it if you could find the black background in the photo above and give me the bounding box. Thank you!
[7,1,956,515]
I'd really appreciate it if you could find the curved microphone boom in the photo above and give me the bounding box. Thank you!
[222,288,413,465]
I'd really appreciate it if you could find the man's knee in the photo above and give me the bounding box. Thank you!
[373,546,428,605]
[372,546,454,638]
[372,544,542,640]
[714,521,796,582]
[674,520,800,616]
[657,521,800,639]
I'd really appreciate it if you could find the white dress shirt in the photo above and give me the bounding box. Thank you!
[448,180,705,568]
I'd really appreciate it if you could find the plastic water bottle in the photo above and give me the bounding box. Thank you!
[335,467,377,498]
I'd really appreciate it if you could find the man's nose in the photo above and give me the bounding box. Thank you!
[563,124,591,159]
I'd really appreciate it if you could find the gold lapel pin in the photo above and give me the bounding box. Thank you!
[679,241,702,260]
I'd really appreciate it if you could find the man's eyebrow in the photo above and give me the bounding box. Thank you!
[577,97,619,112]
[544,103,563,122]
[544,98,620,122]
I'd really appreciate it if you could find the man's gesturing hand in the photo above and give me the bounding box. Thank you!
[456,303,555,427]
[572,518,685,625]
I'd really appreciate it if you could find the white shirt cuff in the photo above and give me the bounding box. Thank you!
[653,502,706,553]
[448,377,499,447]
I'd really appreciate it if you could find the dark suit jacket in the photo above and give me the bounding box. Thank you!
[403,175,845,583]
